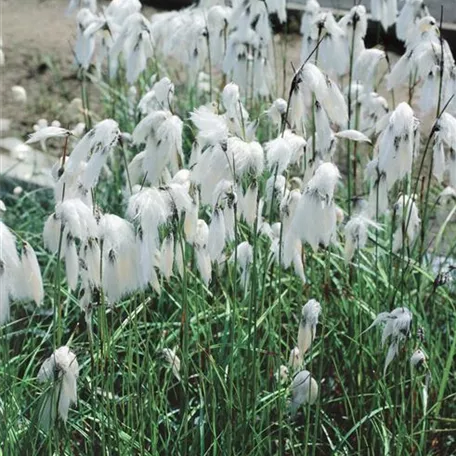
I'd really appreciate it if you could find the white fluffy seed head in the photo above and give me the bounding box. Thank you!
[392,194,420,253]
[289,346,303,370]
[0,221,20,324]
[38,346,79,425]
[297,299,321,355]
[309,162,341,200]
[410,349,426,368]
[343,215,379,262]
[229,241,253,287]
[208,209,226,262]
[56,198,98,241]
[290,370,318,415]
[265,137,292,174]
[160,234,174,280]
[20,241,44,306]
[287,163,340,253]
[368,306,413,374]
[99,214,140,303]
[43,213,62,253]
[65,236,79,291]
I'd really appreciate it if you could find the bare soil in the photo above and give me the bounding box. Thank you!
[0,0,154,141]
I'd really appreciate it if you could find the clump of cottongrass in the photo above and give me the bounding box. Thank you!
[26,125,72,148]
[0,221,20,324]
[344,202,380,261]
[64,234,79,291]
[66,0,97,16]
[0,222,44,324]
[285,162,340,259]
[138,76,174,114]
[371,0,397,32]
[269,221,306,284]
[130,104,183,185]
[396,0,429,42]
[353,48,387,93]
[339,5,368,62]
[287,63,348,137]
[265,137,292,175]
[368,307,413,375]
[37,346,79,428]
[229,241,253,287]
[57,119,120,201]
[159,234,174,281]
[392,194,421,253]
[388,16,454,115]
[110,12,154,85]
[43,200,98,290]
[127,185,189,292]
[222,1,278,97]
[410,349,426,368]
[301,10,349,78]
[54,198,99,242]
[193,219,212,286]
[334,129,372,144]
[132,110,184,186]
[276,365,289,383]
[74,7,101,70]
[266,98,287,133]
[184,196,199,243]
[289,347,303,371]
[434,113,456,186]
[436,186,456,224]
[297,299,321,356]
[208,208,226,263]
[289,369,319,416]
[358,91,389,136]
[152,8,209,87]
[17,241,44,306]
[239,183,259,228]
[99,213,142,302]
[366,102,419,216]
[265,175,287,208]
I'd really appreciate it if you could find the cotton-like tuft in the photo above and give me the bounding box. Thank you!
[285,163,340,256]
[160,234,174,280]
[265,137,292,174]
[18,242,44,306]
[289,347,303,371]
[55,198,98,241]
[0,221,21,324]
[65,119,119,183]
[99,214,141,302]
[38,346,79,427]
[229,241,253,287]
[368,306,413,374]
[43,213,63,253]
[290,370,318,415]
[297,299,321,356]
[208,209,226,262]
[26,126,72,145]
[392,194,420,253]
[344,215,379,262]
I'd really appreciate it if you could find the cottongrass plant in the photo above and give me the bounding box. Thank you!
[37,346,79,428]
[1,0,456,454]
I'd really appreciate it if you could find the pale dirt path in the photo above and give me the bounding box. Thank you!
[1,0,82,138]
[0,0,154,140]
